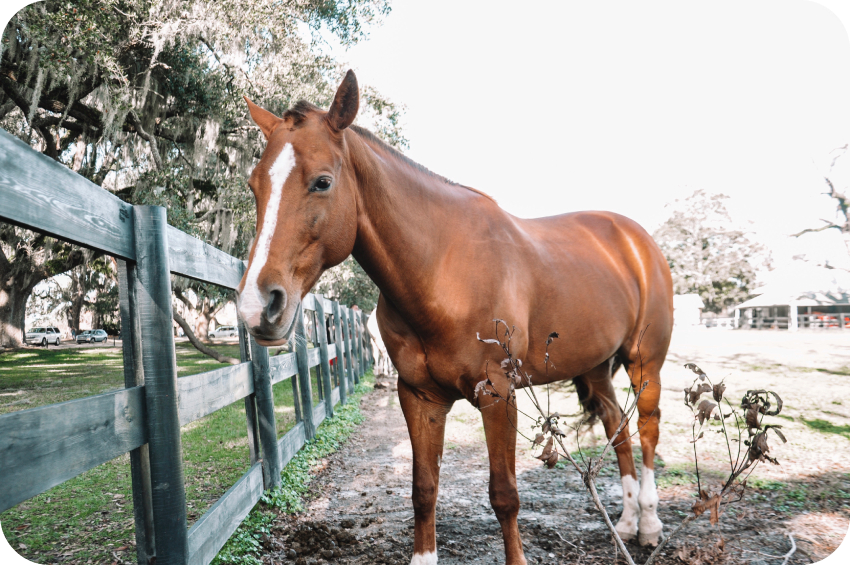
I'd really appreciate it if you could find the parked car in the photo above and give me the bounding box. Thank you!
[208,325,238,339]
[76,329,108,343]
[26,326,62,346]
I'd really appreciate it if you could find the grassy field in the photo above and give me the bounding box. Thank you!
[0,340,331,564]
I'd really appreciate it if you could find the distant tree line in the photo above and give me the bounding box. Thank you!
[1,0,398,350]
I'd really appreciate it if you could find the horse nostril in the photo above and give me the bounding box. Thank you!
[265,288,287,324]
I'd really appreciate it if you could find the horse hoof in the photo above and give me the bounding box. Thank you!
[638,529,662,547]
[615,515,638,542]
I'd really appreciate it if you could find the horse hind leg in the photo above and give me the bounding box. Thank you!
[575,361,640,541]
[621,350,665,546]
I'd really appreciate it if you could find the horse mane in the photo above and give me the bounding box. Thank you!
[282,99,495,203]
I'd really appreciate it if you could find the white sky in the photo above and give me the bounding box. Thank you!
[325,0,850,285]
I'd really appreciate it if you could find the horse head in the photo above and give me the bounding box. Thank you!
[237,71,361,345]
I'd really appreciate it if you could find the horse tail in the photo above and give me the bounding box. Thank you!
[574,355,623,426]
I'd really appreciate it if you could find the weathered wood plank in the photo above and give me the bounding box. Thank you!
[301,293,316,312]
[314,296,334,419]
[0,387,146,513]
[294,305,316,440]
[166,226,245,289]
[187,462,263,565]
[308,347,320,368]
[269,352,297,385]
[249,336,281,489]
[278,422,306,468]
[134,206,187,565]
[332,387,340,407]
[117,260,156,564]
[328,343,337,360]
[332,301,348,406]
[312,403,326,429]
[0,129,135,259]
[177,363,254,427]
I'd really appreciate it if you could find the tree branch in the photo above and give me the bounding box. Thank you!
[127,110,163,170]
[173,310,239,365]
[789,221,841,237]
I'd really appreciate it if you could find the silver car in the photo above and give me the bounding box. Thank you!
[26,326,62,346]
[76,329,108,343]
[208,325,238,339]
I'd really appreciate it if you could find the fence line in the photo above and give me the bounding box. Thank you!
[0,127,372,565]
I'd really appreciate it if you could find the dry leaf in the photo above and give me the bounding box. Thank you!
[536,436,554,461]
[712,382,726,403]
[692,489,723,525]
[697,399,717,425]
[684,362,708,380]
[745,404,760,429]
[533,433,545,445]
[546,450,559,469]
[687,383,713,405]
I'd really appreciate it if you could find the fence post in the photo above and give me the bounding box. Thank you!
[314,296,334,418]
[362,313,373,372]
[356,311,365,377]
[348,308,360,384]
[132,205,187,565]
[294,304,317,440]
[238,321,261,466]
[116,259,156,565]
[332,301,348,406]
[340,306,355,389]
[249,333,281,488]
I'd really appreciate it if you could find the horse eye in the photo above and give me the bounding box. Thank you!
[311,177,333,192]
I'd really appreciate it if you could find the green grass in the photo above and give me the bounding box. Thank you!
[802,418,850,439]
[747,478,786,491]
[656,464,699,488]
[213,374,373,565]
[0,341,353,564]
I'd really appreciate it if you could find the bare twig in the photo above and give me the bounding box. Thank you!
[780,533,797,565]
[644,515,697,565]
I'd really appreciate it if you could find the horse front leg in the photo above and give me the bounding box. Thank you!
[398,378,453,564]
[479,383,527,565]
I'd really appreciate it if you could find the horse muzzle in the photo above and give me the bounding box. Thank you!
[237,284,297,345]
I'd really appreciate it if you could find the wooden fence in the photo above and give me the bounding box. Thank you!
[0,129,373,565]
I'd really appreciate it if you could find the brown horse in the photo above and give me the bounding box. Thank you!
[237,71,673,565]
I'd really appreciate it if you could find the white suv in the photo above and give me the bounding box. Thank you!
[26,327,62,346]
[208,325,238,339]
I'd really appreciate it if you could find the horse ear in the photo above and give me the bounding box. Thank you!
[244,97,282,140]
[326,70,359,131]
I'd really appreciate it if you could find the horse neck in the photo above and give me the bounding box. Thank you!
[345,131,485,322]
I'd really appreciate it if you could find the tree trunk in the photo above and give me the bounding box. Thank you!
[66,268,87,333]
[0,279,35,349]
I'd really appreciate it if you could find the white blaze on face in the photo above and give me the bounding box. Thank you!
[410,551,437,565]
[239,143,296,328]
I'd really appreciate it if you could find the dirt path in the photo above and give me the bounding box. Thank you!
[267,331,850,565]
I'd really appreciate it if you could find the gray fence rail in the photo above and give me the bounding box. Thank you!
[0,128,373,565]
